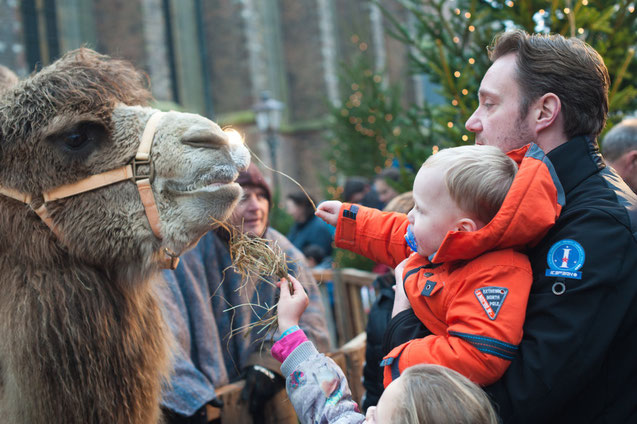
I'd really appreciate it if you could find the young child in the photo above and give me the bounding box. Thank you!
[316,144,562,386]
[272,275,499,424]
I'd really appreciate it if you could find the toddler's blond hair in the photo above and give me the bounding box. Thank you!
[423,145,517,224]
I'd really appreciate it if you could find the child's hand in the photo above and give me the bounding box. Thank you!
[277,276,309,332]
[391,258,412,318]
[316,200,342,227]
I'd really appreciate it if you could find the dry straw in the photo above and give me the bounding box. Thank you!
[212,217,292,341]
[212,139,318,341]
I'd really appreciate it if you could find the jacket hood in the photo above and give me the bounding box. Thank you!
[431,143,564,263]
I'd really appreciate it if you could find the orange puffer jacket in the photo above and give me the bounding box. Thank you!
[334,144,563,386]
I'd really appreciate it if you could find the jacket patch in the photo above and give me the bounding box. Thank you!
[545,239,585,280]
[474,287,508,320]
[421,280,437,296]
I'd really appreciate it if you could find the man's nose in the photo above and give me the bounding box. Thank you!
[465,111,481,133]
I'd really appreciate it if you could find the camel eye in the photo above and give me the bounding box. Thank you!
[64,123,104,151]
[48,121,108,156]
[65,131,89,150]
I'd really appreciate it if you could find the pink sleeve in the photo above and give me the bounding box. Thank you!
[271,329,309,363]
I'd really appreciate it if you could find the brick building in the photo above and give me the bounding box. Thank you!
[0,0,417,199]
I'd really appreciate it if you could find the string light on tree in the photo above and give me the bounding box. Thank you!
[468,57,475,64]
[462,135,469,142]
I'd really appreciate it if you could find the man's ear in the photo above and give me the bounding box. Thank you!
[625,150,637,170]
[532,93,561,132]
[454,217,479,233]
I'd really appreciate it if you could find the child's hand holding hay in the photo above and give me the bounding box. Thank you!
[277,276,308,333]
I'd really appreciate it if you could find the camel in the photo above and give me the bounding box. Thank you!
[0,48,250,423]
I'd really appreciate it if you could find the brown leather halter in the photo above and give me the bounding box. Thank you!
[0,110,181,269]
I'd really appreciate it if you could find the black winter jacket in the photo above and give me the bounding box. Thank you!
[485,136,637,423]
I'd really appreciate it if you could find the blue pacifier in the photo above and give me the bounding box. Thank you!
[405,225,418,252]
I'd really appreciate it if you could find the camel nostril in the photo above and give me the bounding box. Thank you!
[181,126,228,149]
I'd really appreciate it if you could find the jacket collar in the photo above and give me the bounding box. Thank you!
[431,143,563,263]
[547,135,605,194]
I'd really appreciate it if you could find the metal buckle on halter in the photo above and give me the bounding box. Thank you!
[130,156,154,182]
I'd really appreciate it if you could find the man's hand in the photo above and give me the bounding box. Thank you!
[276,276,308,331]
[391,258,412,318]
[241,365,285,422]
[316,200,342,227]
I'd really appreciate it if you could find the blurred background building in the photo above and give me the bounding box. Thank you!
[0,0,419,198]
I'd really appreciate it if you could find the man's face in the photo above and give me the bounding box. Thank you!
[374,179,399,205]
[465,53,536,152]
[228,185,269,236]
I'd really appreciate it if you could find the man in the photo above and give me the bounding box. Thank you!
[373,167,401,206]
[464,30,637,423]
[602,118,637,193]
[159,163,330,424]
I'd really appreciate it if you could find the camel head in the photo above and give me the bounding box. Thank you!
[0,48,250,277]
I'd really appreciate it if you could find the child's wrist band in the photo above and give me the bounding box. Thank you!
[279,325,300,340]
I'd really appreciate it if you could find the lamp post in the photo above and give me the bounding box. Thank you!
[253,91,285,194]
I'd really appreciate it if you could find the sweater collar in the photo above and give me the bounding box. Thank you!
[547,135,605,194]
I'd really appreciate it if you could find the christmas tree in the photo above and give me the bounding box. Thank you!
[378,0,636,146]
[324,38,425,200]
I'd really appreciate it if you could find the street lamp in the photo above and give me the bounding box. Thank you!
[253,91,285,193]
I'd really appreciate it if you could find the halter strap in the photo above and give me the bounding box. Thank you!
[0,111,179,269]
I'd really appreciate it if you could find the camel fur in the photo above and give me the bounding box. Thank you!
[0,48,250,423]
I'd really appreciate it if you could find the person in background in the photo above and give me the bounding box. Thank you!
[461,29,637,423]
[286,191,335,258]
[271,275,499,424]
[360,191,414,411]
[159,164,330,424]
[372,167,401,207]
[302,244,332,269]
[343,176,383,209]
[602,118,637,193]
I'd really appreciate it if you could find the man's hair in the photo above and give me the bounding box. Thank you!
[395,364,499,424]
[374,167,401,183]
[602,118,637,162]
[423,145,517,224]
[343,176,369,203]
[490,29,609,140]
[286,191,316,222]
[0,65,18,93]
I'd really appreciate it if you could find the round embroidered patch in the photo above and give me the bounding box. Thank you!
[545,239,585,280]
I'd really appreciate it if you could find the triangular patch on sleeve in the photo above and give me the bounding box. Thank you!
[474,286,508,320]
